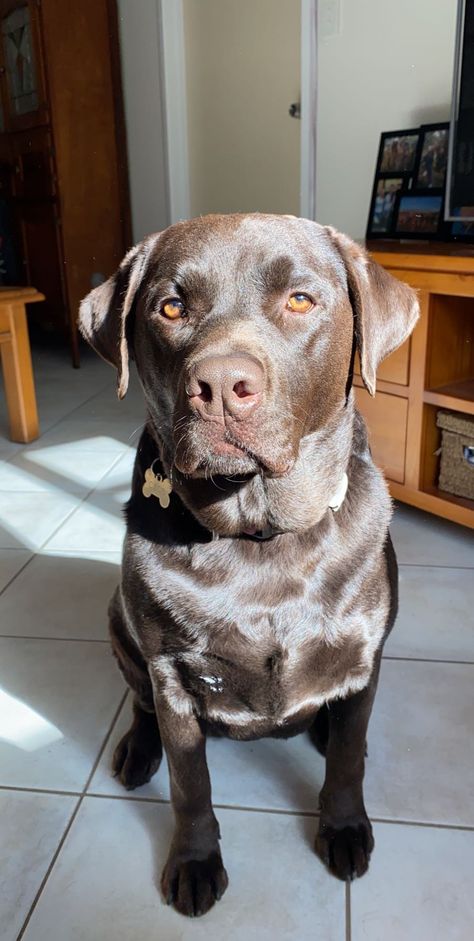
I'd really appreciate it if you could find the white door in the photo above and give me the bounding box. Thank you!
[181,0,302,217]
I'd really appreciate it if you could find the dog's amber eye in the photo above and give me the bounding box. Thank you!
[161,298,185,320]
[287,293,313,314]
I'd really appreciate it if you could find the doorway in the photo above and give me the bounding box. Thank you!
[159,0,317,224]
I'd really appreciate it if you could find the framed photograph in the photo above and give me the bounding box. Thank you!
[413,123,449,189]
[394,191,444,238]
[366,176,404,237]
[378,128,420,174]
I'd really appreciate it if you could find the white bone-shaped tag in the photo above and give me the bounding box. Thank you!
[142,468,172,508]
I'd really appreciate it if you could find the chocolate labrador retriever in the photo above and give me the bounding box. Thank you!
[80,213,418,917]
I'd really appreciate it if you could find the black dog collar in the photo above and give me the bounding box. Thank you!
[142,458,348,542]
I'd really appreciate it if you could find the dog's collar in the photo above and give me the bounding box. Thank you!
[236,525,285,542]
[142,458,348,540]
[218,472,349,542]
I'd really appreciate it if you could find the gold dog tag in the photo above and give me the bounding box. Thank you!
[142,468,172,508]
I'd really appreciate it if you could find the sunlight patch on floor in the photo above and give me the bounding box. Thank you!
[0,688,63,752]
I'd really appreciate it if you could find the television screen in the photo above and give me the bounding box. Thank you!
[447,0,474,218]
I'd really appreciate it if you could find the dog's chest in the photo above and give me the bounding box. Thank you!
[149,542,388,736]
[178,625,371,736]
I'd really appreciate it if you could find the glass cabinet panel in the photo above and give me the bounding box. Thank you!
[1,4,38,117]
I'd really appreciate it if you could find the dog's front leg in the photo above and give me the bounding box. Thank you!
[315,654,381,881]
[149,664,228,917]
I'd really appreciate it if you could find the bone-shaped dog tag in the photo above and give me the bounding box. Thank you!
[142,468,172,508]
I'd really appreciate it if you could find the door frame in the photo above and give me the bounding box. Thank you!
[158,0,318,223]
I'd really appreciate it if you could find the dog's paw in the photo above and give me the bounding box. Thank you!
[112,729,162,790]
[316,815,374,881]
[161,849,228,917]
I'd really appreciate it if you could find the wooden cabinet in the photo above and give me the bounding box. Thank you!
[355,387,408,484]
[0,0,130,365]
[357,245,474,529]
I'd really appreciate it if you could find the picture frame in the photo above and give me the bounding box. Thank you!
[366,122,474,243]
[366,128,421,240]
[393,189,444,239]
[376,128,421,175]
[366,175,405,238]
[412,122,450,190]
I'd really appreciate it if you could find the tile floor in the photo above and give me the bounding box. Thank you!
[1,346,474,940]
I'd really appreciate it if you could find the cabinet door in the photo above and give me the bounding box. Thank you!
[14,198,65,326]
[0,0,48,130]
[11,126,55,198]
[355,388,408,484]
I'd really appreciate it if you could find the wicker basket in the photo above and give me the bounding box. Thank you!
[436,410,474,500]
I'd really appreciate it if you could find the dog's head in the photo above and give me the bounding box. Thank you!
[80,214,418,533]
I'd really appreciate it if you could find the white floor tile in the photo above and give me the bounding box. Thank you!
[22,797,345,941]
[365,659,474,826]
[0,551,120,639]
[385,565,474,662]
[0,450,121,494]
[0,638,124,790]
[44,491,128,552]
[391,504,474,566]
[0,492,81,550]
[0,790,76,941]
[0,548,32,592]
[351,821,474,941]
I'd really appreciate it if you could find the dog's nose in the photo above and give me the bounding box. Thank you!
[187,354,264,421]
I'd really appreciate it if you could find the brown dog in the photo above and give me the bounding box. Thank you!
[80,213,418,917]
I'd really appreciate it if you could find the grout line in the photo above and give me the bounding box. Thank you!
[72,795,474,832]
[345,880,351,941]
[369,815,474,833]
[3,778,474,832]
[397,563,474,570]
[0,635,109,643]
[85,792,320,817]
[0,784,82,798]
[15,795,83,941]
[0,554,36,598]
[383,655,474,666]
[83,689,130,792]
[15,688,128,941]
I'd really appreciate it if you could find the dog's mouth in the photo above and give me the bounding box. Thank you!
[173,421,294,479]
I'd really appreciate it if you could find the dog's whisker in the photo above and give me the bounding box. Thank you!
[127,421,147,442]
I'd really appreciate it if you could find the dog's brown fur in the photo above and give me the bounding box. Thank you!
[80,213,418,917]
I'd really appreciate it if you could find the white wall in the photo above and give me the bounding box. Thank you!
[117,0,169,242]
[316,0,458,239]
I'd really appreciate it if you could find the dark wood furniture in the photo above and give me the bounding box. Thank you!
[0,0,130,366]
[357,242,474,529]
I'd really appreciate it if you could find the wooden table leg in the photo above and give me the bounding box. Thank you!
[0,302,39,443]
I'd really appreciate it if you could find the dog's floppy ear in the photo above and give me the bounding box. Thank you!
[327,227,419,396]
[79,235,157,398]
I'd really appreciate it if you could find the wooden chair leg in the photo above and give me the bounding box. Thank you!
[0,303,39,443]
